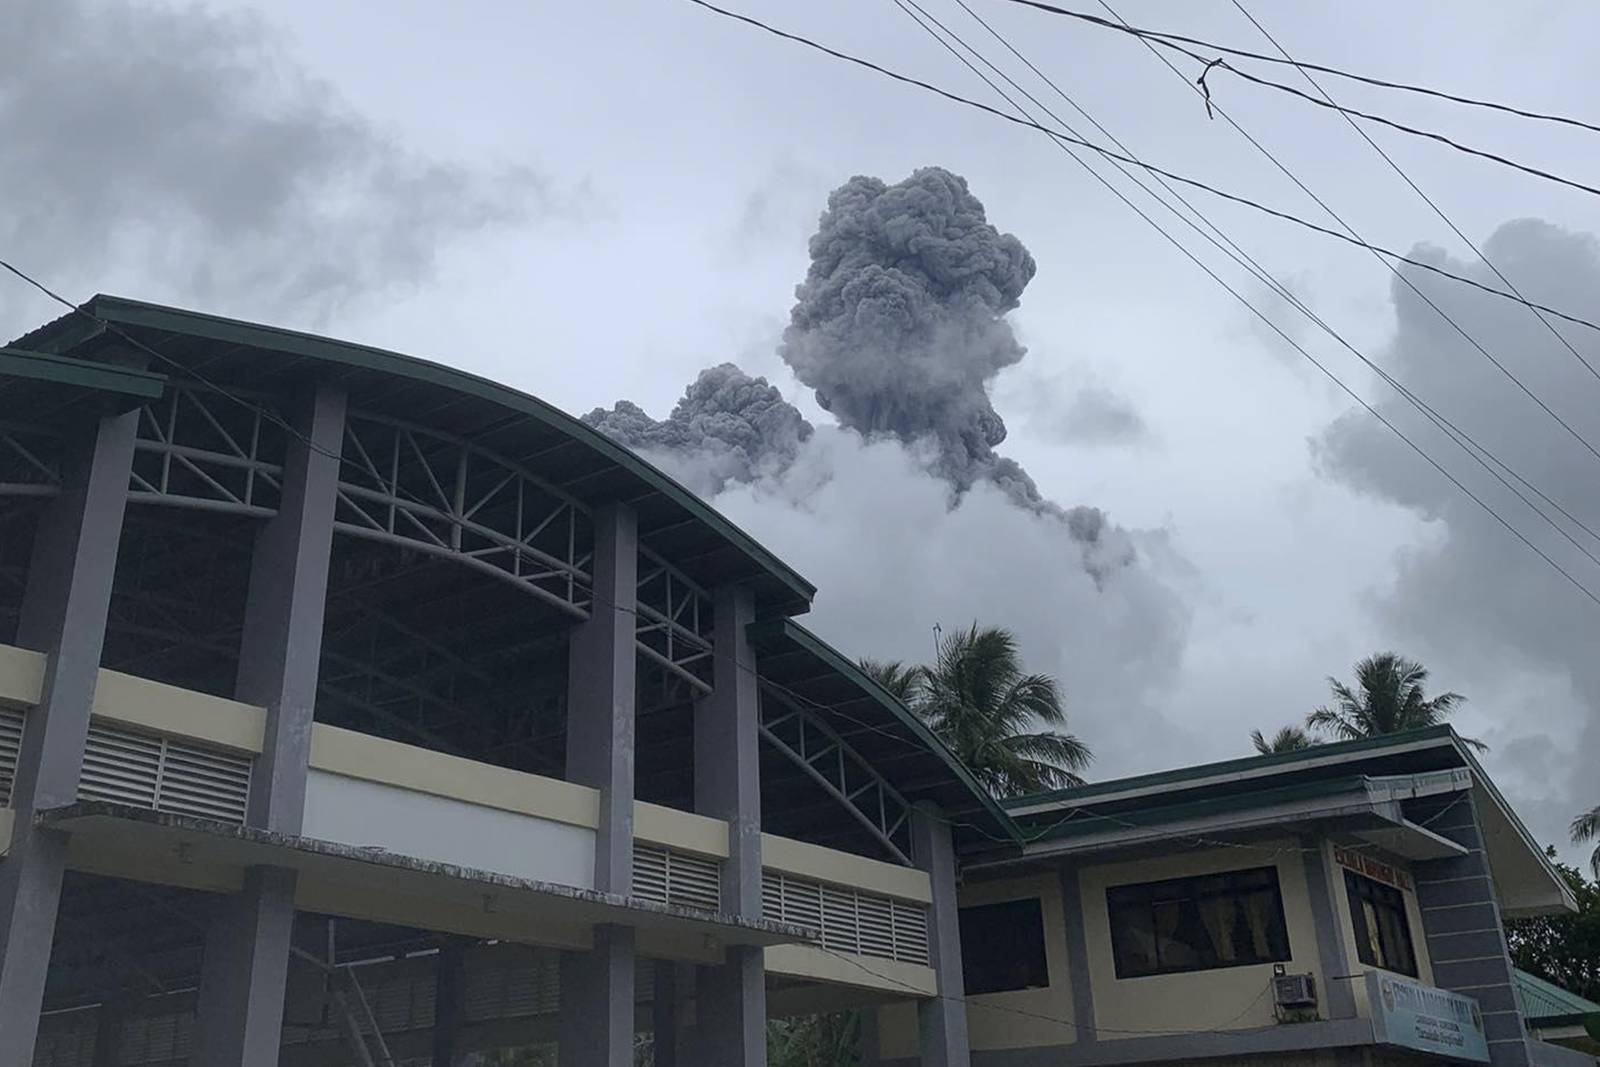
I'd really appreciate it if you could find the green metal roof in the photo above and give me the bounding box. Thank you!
[12,296,815,616]
[0,346,166,402]
[1515,968,1600,1026]
[1004,726,1461,811]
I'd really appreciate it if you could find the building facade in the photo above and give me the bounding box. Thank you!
[0,298,1590,1067]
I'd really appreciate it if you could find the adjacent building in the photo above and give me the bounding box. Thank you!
[0,298,1590,1067]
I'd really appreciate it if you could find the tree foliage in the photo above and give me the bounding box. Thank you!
[768,1012,862,1067]
[1250,725,1315,754]
[862,624,1090,797]
[1306,652,1484,750]
[1505,851,1600,1003]
[1574,804,1600,881]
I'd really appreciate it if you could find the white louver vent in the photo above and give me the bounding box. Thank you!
[632,843,722,912]
[78,723,252,824]
[763,870,930,965]
[0,705,23,807]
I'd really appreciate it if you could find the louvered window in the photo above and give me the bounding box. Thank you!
[631,843,722,912]
[78,723,252,824]
[0,706,23,806]
[763,870,930,965]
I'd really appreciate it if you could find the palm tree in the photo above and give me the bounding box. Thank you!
[1574,804,1600,880]
[1306,652,1485,751]
[916,624,1090,796]
[1251,726,1314,755]
[859,658,923,704]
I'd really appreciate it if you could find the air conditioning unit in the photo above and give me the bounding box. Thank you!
[1272,972,1318,1009]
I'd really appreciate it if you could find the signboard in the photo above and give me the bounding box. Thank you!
[1366,971,1490,1063]
[1333,846,1412,891]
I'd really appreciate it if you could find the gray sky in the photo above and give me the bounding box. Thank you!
[4,0,1597,863]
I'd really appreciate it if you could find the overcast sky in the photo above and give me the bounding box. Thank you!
[4,0,1598,864]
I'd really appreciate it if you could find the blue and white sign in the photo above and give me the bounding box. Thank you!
[1366,972,1490,1063]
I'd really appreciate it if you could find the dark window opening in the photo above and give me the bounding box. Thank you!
[1344,870,1418,977]
[1107,866,1291,979]
[959,897,1050,995]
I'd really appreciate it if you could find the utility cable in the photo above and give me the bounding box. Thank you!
[929,0,1600,558]
[1227,0,1600,392]
[677,1,1600,344]
[1088,0,1600,476]
[995,0,1600,137]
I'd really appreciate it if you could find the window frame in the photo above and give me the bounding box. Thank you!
[1105,864,1293,980]
[1343,868,1419,978]
[958,896,1052,996]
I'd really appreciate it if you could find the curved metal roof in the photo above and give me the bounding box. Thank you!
[12,295,815,617]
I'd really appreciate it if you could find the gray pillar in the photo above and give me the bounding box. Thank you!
[651,960,680,1067]
[566,504,637,894]
[1300,835,1358,1021]
[1056,864,1097,1046]
[560,506,638,1067]
[913,803,969,1067]
[433,938,466,1067]
[559,925,637,1067]
[692,584,767,1066]
[0,409,137,1063]
[191,866,298,1064]
[1408,791,1530,1067]
[194,383,344,1066]
[237,383,346,835]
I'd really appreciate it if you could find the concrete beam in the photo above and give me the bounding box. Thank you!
[0,409,138,1063]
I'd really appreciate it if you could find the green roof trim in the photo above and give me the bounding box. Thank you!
[60,295,816,610]
[0,346,166,400]
[1014,774,1379,843]
[1515,968,1600,1025]
[1004,726,1460,811]
[751,618,1020,843]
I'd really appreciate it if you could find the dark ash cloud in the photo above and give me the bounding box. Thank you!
[583,363,813,496]
[1051,386,1149,447]
[779,167,1036,494]
[0,0,566,322]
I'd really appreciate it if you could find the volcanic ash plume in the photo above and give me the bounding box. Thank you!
[779,166,1036,494]
[582,363,812,496]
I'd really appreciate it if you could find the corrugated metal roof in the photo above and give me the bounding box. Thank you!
[1515,968,1600,1024]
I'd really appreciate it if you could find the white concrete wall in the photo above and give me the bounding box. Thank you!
[302,768,597,890]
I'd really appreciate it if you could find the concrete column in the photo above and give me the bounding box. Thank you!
[1056,864,1097,1046]
[913,803,970,1067]
[0,408,137,1063]
[432,938,466,1067]
[565,504,637,894]
[191,866,298,1064]
[560,505,638,1067]
[193,383,344,1066]
[691,584,767,1066]
[1407,791,1531,1067]
[236,383,346,835]
[1299,836,1358,1021]
[650,960,684,1067]
[559,925,637,1067]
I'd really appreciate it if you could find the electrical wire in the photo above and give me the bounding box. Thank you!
[678,1,1600,344]
[1086,0,1600,475]
[994,0,1600,138]
[917,0,1600,564]
[1226,0,1600,392]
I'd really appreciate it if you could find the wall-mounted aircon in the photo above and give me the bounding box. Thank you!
[1272,972,1318,1009]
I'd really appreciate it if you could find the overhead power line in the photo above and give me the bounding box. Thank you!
[683,0,1600,345]
[1084,0,1600,471]
[916,0,1600,562]
[1226,0,1600,391]
[997,0,1600,137]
